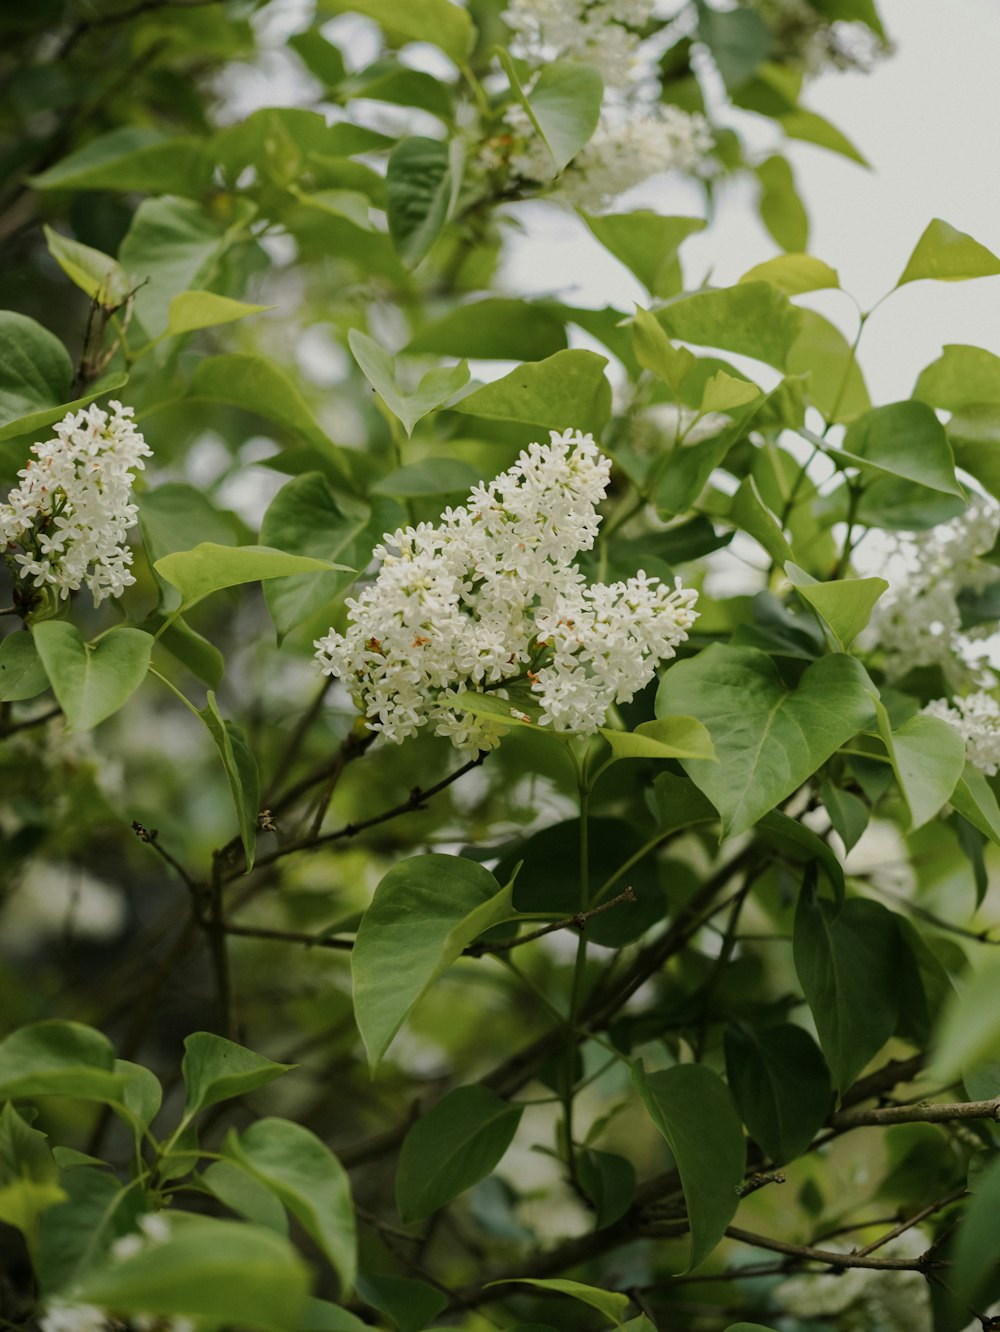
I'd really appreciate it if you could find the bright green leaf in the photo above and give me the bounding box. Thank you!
[656,646,875,837]
[950,765,1000,849]
[913,344,1000,412]
[701,371,761,414]
[349,328,470,436]
[166,290,272,337]
[739,253,839,295]
[786,308,870,422]
[784,563,888,649]
[827,401,963,496]
[872,696,965,829]
[32,623,152,733]
[731,476,792,565]
[756,156,809,253]
[450,349,612,436]
[188,353,339,455]
[407,298,567,361]
[897,218,1000,286]
[320,0,474,65]
[580,213,705,298]
[43,226,128,304]
[489,1278,630,1326]
[599,717,716,762]
[656,282,802,370]
[154,544,347,616]
[630,306,695,394]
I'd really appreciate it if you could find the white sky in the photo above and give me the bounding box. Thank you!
[503,0,1000,404]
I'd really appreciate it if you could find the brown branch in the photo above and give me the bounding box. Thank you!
[220,923,353,951]
[466,887,638,956]
[725,1225,946,1272]
[839,1054,924,1109]
[852,1189,967,1258]
[832,1098,1000,1130]
[132,821,199,897]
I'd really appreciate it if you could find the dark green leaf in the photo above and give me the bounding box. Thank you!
[396,1085,523,1223]
[353,855,513,1065]
[202,1160,289,1235]
[829,401,963,496]
[29,127,210,195]
[632,1062,745,1272]
[356,1273,447,1332]
[0,312,72,431]
[724,1024,831,1164]
[407,299,567,360]
[489,1278,630,1326]
[386,136,462,268]
[819,781,869,853]
[952,1155,1000,1309]
[793,894,901,1092]
[577,1149,636,1229]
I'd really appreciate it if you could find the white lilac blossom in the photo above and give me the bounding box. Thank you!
[315,429,698,750]
[503,103,713,210]
[923,691,1000,776]
[775,1234,932,1331]
[0,400,151,607]
[867,497,1000,685]
[503,0,656,91]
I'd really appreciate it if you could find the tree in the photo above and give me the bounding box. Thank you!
[1,1,999,1329]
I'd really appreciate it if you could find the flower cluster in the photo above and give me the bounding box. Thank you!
[0,401,151,607]
[774,1234,932,1331]
[503,0,656,91]
[40,1214,193,1332]
[756,0,890,75]
[315,429,698,750]
[504,104,713,210]
[923,691,1000,776]
[867,497,1000,686]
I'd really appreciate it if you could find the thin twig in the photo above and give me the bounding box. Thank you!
[852,1189,967,1258]
[725,1225,946,1272]
[467,887,638,956]
[220,923,353,951]
[132,821,200,898]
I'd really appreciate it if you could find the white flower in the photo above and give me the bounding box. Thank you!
[39,1304,110,1332]
[504,0,656,90]
[923,691,1000,775]
[867,497,1000,685]
[315,429,697,749]
[775,1234,932,1332]
[0,400,151,607]
[504,103,713,208]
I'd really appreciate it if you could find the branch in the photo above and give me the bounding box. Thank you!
[466,888,638,956]
[220,923,352,951]
[132,821,199,897]
[852,1189,967,1258]
[725,1225,946,1272]
[831,1098,1000,1130]
[0,706,60,738]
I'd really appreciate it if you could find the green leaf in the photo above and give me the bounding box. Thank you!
[260,473,370,642]
[780,107,868,165]
[489,1278,631,1326]
[632,1062,745,1272]
[630,306,695,394]
[0,372,130,445]
[450,349,612,436]
[650,771,718,836]
[166,290,271,337]
[854,475,965,530]
[31,623,152,733]
[452,692,541,732]
[828,401,963,496]
[701,371,761,414]
[226,1118,355,1293]
[396,1085,523,1223]
[506,57,603,172]
[0,631,50,702]
[36,1166,142,1294]
[28,127,210,195]
[656,282,802,370]
[386,136,463,268]
[697,4,770,90]
[197,692,260,870]
[913,344,1000,411]
[0,1103,65,1248]
[730,476,792,565]
[739,253,839,295]
[656,646,875,837]
[352,855,513,1065]
[784,564,888,649]
[407,298,567,361]
[819,780,869,853]
[298,1300,370,1332]
[320,0,474,65]
[872,698,965,830]
[0,1021,125,1104]
[0,312,72,431]
[950,765,1000,849]
[182,1032,292,1120]
[793,894,901,1092]
[371,458,481,496]
[599,717,716,763]
[202,1160,289,1235]
[786,308,870,422]
[356,1274,447,1332]
[155,544,347,616]
[75,1216,310,1330]
[756,810,845,904]
[724,1024,831,1164]
[930,954,1000,1084]
[116,1059,162,1135]
[188,353,339,455]
[348,329,470,436]
[577,1149,636,1229]
[755,156,808,253]
[952,1155,1000,1310]
[897,218,1000,286]
[946,405,1000,499]
[580,213,705,298]
[43,226,128,304]
[288,30,347,87]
